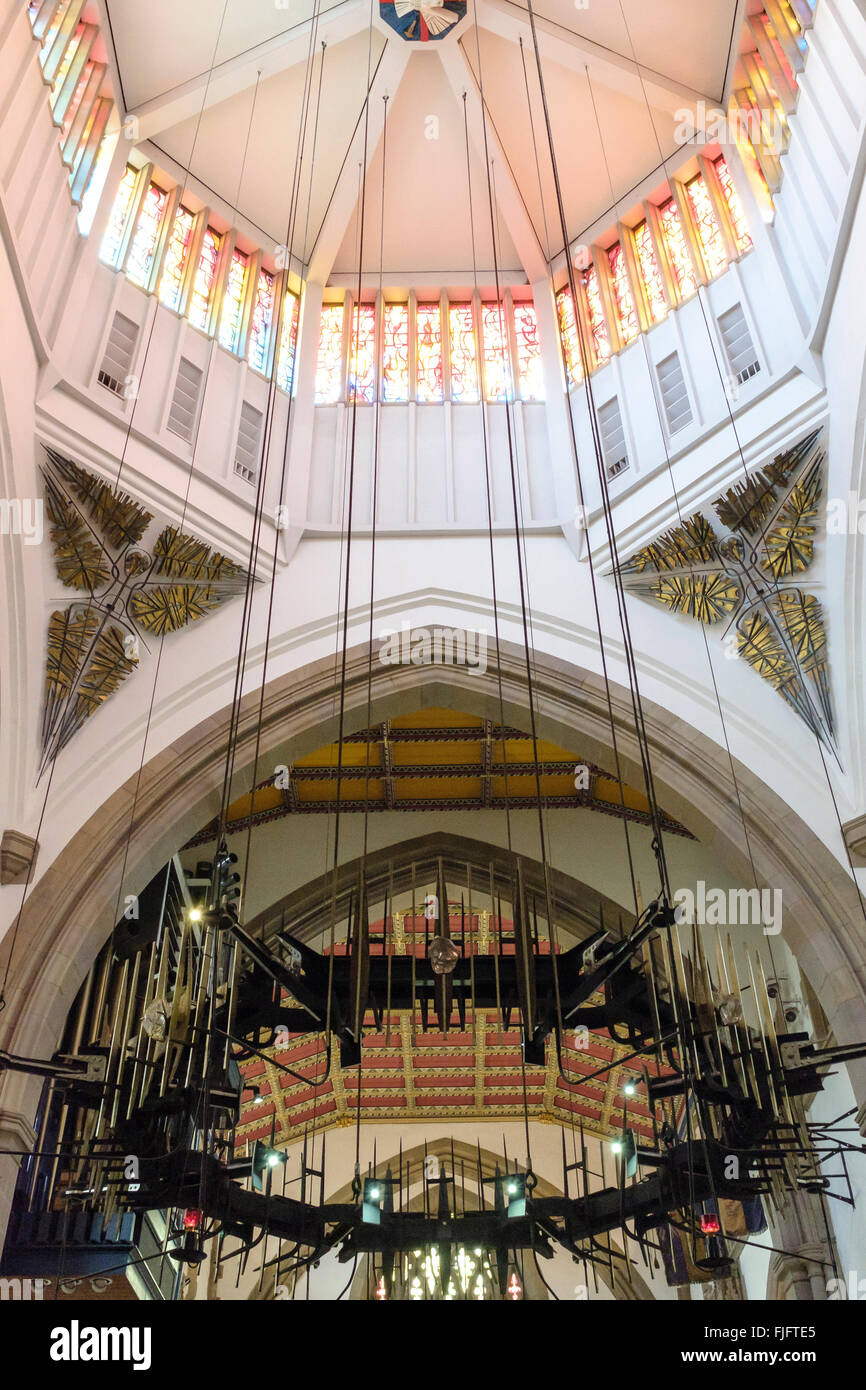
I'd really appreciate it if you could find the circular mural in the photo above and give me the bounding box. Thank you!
[379,0,467,42]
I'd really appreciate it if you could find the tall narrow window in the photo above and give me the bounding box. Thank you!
[555,288,583,386]
[276,290,300,395]
[189,228,221,333]
[382,303,409,402]
[582,265,610,366]
[448,303,479,403]
[50,21,84,111]
[159,205,194,312]
[416,303,444,403]
[40,0,72,63]
[658,198,698,301]
[100,164,138,268]
[481,303,510,402]
[348,303,376,404]
[125,181,168,289]
[247,270,276,375]
[607,243,639,346]
[713,155,753,256]
[219,248,250,354]
[632,220,667,325]
[685,174,727,279]
[315,304,345,404]
[61,58,95,143]
[513,303,543,402]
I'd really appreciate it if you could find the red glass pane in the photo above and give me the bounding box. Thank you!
[189,228,222,331]
[481,302,510,402]
[582,265,610,366]
[713,155,753,256]
[685,174,727,279]
[555,288,583,386]
[315,304,344,403]
[276,290,300,394]
[382,303,409,402]
[348,303,376,403]
[126,181,168,288]
[633,221,667,325]
[448,303,478,402]
[608,243,639,346]
[159,206,194,312]
[658,198,698,301]
[513,303,544,401]
[416,303,444,403]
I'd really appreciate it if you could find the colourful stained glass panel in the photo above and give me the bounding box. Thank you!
[348,303,376,404]
[481,302,511,402]
[416,303,444,403]
[61,58,94,142]
[276,290,299,394]
[632,221,667,325]
[713,155,753,257]
[189,228,221,332]
[247,269,276,374]
[99,164,137,267]
[608,243,639,346]
[219,248,250,353]
[513,303,544,401]
[582,265,610,366]
[686,174,727,279]
[126,181,168,289]
[315,304,345,404]
[50,22,84,110]
[448,303,478,403]
[382,303,409,402]
[555,288,583,386]
[158,205,194,312]
[658,198,698,302]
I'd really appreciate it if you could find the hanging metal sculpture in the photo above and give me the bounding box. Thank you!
[40,450,250,769]
[5,848,865,1298]
[617,428,832,744]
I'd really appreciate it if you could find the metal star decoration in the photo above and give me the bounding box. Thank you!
[41,449,250,769]
[617,427,832,745]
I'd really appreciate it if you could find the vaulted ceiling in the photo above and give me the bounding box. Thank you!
[102,0,745,279]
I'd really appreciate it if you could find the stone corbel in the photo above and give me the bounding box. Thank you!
[0,830,39,886]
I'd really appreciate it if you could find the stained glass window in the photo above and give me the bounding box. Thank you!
[40,0,72,62]
[632,220,667,326]
[416,303,444,403]
[158,205,194,312]
[189,228,222,332]
[758,14,796,89]
[448,303,478,403]
[50,21,84,110]
[275,289,300,394]
[685,174,727,279]
[218,248,250,354]
[348,303,376,404]
[658,198,698,302]
[481,302,511,402]
[513,303,544,401]
[382,303,409,402]
[582,265,610,366]
[713,155,753,257]
[607,243,639,346]
[315,304,345,404]
[125,181,168,289]
[247,269,276,374]
[61,58,94,143]
[555,288,583,386]
[99,164,137,267]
